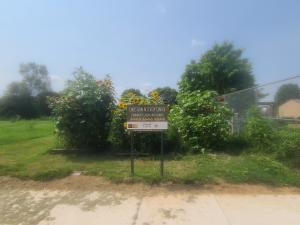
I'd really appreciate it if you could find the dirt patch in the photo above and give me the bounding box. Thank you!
[1,175,300,195]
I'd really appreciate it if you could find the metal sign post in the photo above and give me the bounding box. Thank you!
[130,132,134,176]
[127,105,168,177]
[160,131,164,176]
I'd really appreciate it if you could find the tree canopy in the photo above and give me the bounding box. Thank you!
[179,42,255,94]
[149,87,178,105]
[275,83,300,105]
[121,88,144,99]
[0,63,55,118]
[19,62,51,95]
[0,81,36,118]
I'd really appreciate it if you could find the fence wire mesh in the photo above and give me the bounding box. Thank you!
[223,75,300,135]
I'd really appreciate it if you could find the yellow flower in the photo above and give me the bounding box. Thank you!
[118,101,127,109]
[150,91,159,99]
[134,97,141,104]
[129,97,139,105]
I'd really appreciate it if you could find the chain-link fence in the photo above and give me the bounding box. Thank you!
[222,76,300,166]
[223,75,300,134]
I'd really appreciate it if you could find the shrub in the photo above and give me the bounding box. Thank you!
[223,134,250,154]
[275,128,300,166]
[109,105,129,150]
[109,90,182,154]
[49,68,115,149]
[35,91,58,117]
[0,93,37,119]
[169,90,232,152]
[110,90,160,153]
[245,107,275,151]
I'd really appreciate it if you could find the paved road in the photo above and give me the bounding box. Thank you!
[1,177,300,225]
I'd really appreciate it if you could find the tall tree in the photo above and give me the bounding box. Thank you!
[275,83,300,105]
[19,62,51,95]
[149,87,178,105]
[4,81,31,97]
[0,63,54,118]
[179,42,255,94]
[0,81,36,118]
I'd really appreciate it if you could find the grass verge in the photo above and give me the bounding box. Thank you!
[0,119,300,186]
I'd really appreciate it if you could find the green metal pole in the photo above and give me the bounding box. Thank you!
[160,131,164,176]
[131,132,134,176]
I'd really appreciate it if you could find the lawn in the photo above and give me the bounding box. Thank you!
[0,119,300,186]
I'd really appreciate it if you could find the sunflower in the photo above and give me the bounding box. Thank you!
[118,101,127,109]
[151,91,159,99]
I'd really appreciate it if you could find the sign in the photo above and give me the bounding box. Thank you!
[127,105,167,177]
[127,105,168,131]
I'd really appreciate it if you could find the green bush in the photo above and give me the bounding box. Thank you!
[244,108,300,166]
[245,108,275,151]
[49,68,115,149]
[169,90,232,152]
[276,128,300,166]
[109,90,151,152]
[223,134,250,154]
[109,90,183,154]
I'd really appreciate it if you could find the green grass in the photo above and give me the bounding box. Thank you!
[0,119,53,145]
[0,119,300,186]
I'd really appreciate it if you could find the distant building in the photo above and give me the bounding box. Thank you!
[278,99,300,119]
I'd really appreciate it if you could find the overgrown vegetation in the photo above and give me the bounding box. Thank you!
[245,107,276,151]
[276,128,300,166]
[0,119,299,186]
[231,108,300,168]
[109,88,178,154]
[169,90,232,152]
[0,42,299,186]
[49,68,115,149]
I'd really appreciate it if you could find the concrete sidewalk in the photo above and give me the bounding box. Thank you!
[1,187,300,225]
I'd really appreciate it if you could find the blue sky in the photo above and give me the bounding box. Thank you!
[0,0,300,95]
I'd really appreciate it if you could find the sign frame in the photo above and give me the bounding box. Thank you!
[127,105,169,132]
[127,104,168,176]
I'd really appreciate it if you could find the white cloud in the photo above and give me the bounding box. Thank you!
[157,3,167,14]
[50,75,65,92]
[191,39,206,48]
